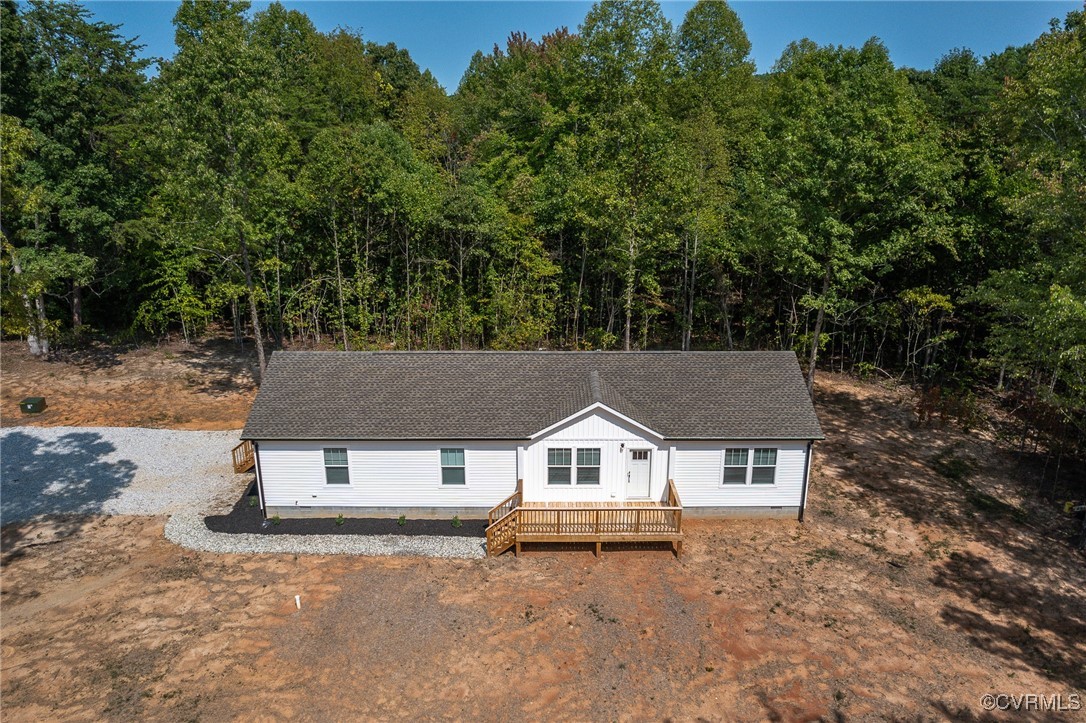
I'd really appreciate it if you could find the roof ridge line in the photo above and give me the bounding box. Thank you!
[588,369,602,404]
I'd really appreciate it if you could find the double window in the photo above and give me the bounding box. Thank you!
[440,448,466,485]
[548,447,601,485]
[722,447,777,486]
[323,448,349,485]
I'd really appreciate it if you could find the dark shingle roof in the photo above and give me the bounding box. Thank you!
[241,351,823,441]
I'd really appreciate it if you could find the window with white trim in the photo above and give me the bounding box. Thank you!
[324,448,349,484]
[722,447,778,486]
[751,448,777,485]
[722,448,748,485]
[440,448,466,485]
[576,448,601,484]
[548,448,572,484]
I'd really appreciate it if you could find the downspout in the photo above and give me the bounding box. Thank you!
[798,440,813,522]
[253,440,268,518]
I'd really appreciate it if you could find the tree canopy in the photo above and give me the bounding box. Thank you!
[1,0,1082,457]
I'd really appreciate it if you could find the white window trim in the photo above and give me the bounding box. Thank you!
[439,447,468,488]
[720,446,778,487]
[547,446,602,486]
[323,447,350,485]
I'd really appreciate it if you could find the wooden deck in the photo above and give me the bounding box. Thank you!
[232,440,255,473]
[485,480,684,558]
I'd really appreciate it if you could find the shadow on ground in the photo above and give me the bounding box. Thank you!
[0,430,136,565]
[815,380,1086,691]
[173,337,258,396]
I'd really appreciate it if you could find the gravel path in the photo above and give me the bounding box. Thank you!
[1,426,245,522]
[165,512,487,558]
[2,425,487,559]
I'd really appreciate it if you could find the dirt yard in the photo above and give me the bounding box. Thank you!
[2,346,1085,720]
[1,338,256,429]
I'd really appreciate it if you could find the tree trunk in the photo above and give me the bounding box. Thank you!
[806,263,832,397]
[331,216,350,351]
[71,283,83,330]
[683,229,700,352]
[624,234,635,352]
[10,253,47,356]
[231,298,242,348]
[239,227,266,383]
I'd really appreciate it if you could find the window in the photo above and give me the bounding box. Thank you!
[722,447,779,486]
[723,448,748,485]
[751,448,777,485]
[324,448,349,485]
[441,448,466,485]
[631,450,649,461]
[548,448,572,484]
[577,448,601,484]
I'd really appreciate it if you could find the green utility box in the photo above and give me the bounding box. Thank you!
[19,397,47,414]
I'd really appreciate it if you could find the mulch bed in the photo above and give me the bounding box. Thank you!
[204,485,487,537]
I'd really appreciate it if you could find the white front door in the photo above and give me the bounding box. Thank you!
[626,449,651,498]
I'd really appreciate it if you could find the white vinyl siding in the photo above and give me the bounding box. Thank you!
[672,441,807,508]
[257,441,516,509]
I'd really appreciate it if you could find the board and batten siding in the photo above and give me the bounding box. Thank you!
[257,440,517,511]
[522,408,669,503]
[671,440,808,509]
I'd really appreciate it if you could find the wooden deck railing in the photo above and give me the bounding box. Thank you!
[488,479,522,526]
[232,440,255,473]
[515,505,682,539]
[485,479,684,557]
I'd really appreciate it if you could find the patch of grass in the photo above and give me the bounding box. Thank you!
[806,547,843,566]
[920,534,952,560]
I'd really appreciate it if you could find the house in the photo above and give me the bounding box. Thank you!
[237,351,823,556]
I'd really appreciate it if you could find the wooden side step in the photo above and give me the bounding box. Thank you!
[232,440,255,473]
[485,508,519,557]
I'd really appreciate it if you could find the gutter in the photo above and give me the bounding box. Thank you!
[798,440,813,522]
[253,441,267,518]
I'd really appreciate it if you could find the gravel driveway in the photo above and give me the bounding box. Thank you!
[1,426,245,523]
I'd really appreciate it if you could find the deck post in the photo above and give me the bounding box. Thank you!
[595,541,601,558]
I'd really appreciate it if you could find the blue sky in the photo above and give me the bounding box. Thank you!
[82,1,1078,91]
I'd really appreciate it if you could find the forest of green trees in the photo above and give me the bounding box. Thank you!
[2,0,1083,456]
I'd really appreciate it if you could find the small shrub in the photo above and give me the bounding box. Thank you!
[397,514,406,527]
[335,514,345,526]
[451,515,462,528]
[248,496,257,507]
[271,514,281,526]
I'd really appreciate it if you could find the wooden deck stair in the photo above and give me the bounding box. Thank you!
[485,480,684,558]
[231,440,255,473]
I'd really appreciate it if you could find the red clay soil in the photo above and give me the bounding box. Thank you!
[2,365,1085,720]
[1,338,256,429]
